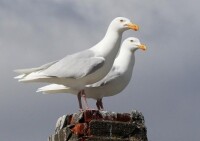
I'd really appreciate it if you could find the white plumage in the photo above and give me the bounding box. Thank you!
[14,17,139,91]
[37,37,147,110]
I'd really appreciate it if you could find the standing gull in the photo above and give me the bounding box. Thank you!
[14,17,139,109]
[37,37,147,110]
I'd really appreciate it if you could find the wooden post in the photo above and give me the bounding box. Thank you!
[48,110,148,141]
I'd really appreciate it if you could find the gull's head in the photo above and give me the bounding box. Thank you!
[123,37,147,52]
[110,17,139,32]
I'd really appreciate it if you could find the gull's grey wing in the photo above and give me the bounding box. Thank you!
[42,50,105,79]
[14,61,58,74]
[89,66,121,87]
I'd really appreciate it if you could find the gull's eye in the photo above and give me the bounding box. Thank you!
[130,40,134,42]
[120,19,124,22]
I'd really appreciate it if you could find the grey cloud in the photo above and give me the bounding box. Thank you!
[0,0,200,141]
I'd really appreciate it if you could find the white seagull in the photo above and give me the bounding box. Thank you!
[14,17,139,109]
[37,37,147,110]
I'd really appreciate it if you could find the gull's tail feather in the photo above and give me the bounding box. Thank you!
[37,84,77,94]
[14,67,41,74]
[14,60,57,74]
[15,71,51,82]
[14,74,26,79]
[14,60,57,81]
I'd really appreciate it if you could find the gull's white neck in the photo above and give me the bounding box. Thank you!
[89,26,122,58]
[114,48,135,73]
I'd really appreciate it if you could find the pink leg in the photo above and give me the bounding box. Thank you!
[81,90,90,110]
[96,99,103,110]
[96,100,101,110]
[77,91,83,110]
[99,98,104,110]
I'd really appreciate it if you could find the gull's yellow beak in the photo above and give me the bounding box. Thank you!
[126,23,139,31]
[137,44,147,51]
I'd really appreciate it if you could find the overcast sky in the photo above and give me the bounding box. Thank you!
[0,0,200,141]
